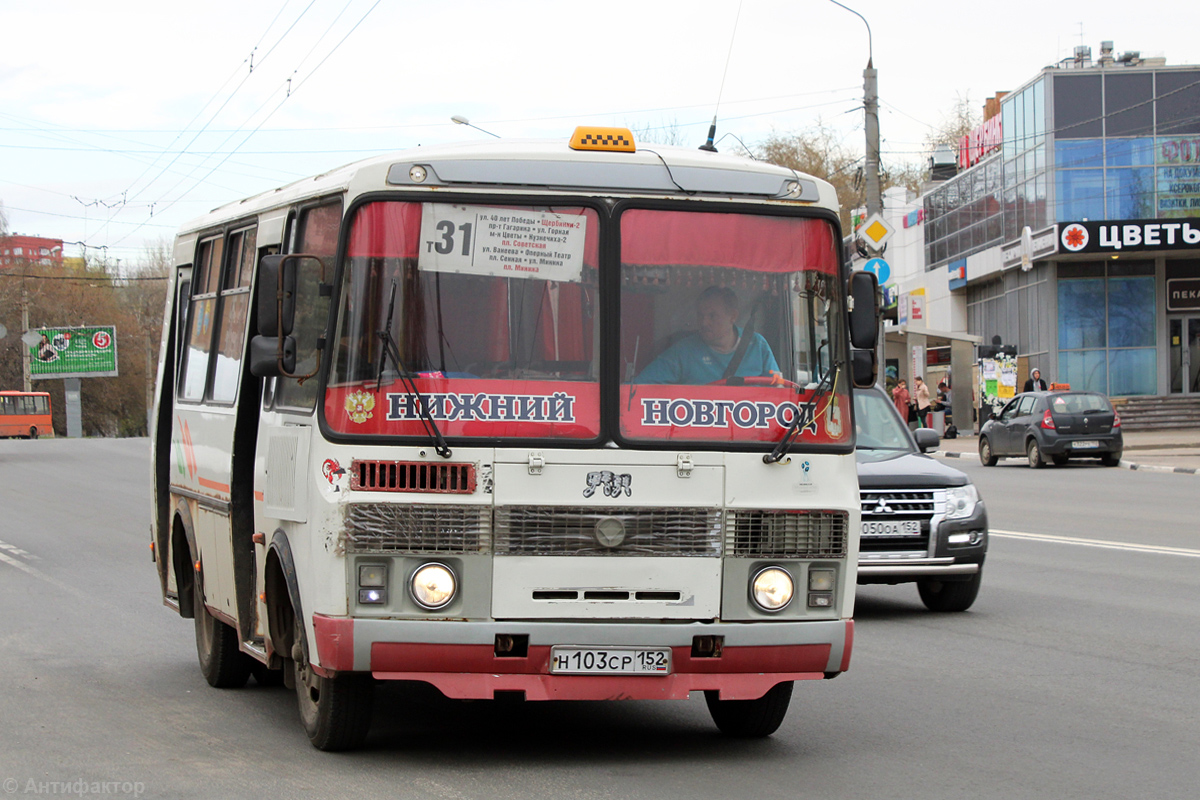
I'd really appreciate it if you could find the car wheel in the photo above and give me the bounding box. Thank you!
[1052,454,1069,466]
[917,571,982,612]
[1100,451,1122,467]
[1026,439,1044,469]
[979,437,998,467]
[293,617,374,751]
[194,575,251,689]
[705,681,793,738]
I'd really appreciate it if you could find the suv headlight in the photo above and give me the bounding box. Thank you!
[944,484,980,520]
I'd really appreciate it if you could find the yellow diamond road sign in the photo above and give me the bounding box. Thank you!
[859,213,895,248]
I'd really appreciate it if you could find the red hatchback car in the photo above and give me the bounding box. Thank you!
[978,391,1123,468]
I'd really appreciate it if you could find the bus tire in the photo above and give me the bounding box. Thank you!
[704,681,793,738]
[193,577,251,689]
[293,618,374,751]
[29,427,38,439]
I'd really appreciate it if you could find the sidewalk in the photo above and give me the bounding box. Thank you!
[933,427,1200,474]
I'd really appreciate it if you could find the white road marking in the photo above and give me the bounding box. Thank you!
[0,551,89,598]
[0,539,39,560]
[992,529,1200,558]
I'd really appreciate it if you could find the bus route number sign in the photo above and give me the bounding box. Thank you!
[418,203,587,283]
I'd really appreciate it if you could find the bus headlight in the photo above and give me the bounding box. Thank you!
[751,567,794,612]
[410,562,457,610]
[357,564,387,604]
[808,568,836,608]
[944,484,980,520]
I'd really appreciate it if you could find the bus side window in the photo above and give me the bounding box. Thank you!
[210,226,257,404]
[179,238,223,402]
[274,200,341,411]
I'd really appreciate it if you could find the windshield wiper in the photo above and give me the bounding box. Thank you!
[375,279,452,459]
[764,362,841,464]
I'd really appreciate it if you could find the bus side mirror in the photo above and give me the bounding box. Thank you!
[249,334,296,378]
[847,270,879,350]
[851,348,876,388]
[258,254,298,337]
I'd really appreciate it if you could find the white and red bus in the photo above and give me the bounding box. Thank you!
[150,127,878,750]
[0,391,52,438]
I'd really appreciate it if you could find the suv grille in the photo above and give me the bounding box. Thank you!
[725,510,848,558]
[343,503,490,554]
[859,489,935,552]
[493,507,722,557]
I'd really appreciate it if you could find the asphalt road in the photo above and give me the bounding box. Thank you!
[1,438,1197,800]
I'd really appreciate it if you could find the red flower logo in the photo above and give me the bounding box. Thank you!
[1062,224,1089,251]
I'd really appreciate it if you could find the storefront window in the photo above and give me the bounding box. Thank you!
[1058,268,1156,396]
[1055,140,1104,169]
[1105,169,1156,219]
[1060,350,1108,394]
[1106,138,1155,167]
[1059,278,1106,349]
[1056,169,1104,221]
[1108,349,1156,395]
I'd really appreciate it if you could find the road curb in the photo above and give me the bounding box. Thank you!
[933,450,1200,474]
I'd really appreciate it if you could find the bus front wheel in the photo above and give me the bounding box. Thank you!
[292,618,374,751]
[29,427,38,439]
[193,577,251,688]
[704,681,793,738]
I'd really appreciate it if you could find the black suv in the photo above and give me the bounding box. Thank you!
[854,386,988,612]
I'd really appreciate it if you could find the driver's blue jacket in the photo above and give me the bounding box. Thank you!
[634,328,779,385]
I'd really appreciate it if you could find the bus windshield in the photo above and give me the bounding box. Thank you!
[618,209,849,446]
[326,201,601,440]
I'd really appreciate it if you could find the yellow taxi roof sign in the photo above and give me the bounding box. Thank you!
[570,126,636,153]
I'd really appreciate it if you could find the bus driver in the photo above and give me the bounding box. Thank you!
[635,286,780,385]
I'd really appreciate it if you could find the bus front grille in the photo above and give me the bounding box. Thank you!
[493,507,722,557]
[725,509,848,559]
[343,503,490,554]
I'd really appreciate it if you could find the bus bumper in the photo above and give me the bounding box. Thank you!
[311,615,853,701]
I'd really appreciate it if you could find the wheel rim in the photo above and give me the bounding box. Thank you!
[980,441,991,461]
[294,620,321,729]
[1028,442,1039,466]
[193,578,213,662]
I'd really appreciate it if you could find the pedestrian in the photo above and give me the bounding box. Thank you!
[914,376,931,428]
[892,379,910,420]
[1023,368,1048,392]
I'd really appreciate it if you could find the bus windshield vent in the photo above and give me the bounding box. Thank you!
[350,460,476,494]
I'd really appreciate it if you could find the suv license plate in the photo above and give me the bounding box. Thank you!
[861,520,922,537]
[1072,440,1100,449]
[550,646,671,675]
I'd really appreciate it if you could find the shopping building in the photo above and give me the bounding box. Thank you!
[917,41,1200,398]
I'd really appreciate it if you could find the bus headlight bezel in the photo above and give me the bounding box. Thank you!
[750,566,795,612]
[409,562,458,610]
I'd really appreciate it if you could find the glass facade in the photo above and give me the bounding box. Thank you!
[927,68,1200,269]
[1053,69,1200,221]
[924,80,1046,270]
[1057,262,1156,396]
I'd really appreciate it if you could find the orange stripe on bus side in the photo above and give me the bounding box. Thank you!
[197,477,231,494]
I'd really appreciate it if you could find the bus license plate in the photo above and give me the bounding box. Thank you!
[1072,440,1100,449]
[861,520,921,537]
[550,646,671,675]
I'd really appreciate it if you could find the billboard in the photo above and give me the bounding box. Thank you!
[28,325,119,379]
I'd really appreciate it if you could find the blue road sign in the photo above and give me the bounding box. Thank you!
[862,258,890,285]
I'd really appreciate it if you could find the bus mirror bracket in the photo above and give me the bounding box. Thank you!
[847,270,879,350]
[851,348,876,388]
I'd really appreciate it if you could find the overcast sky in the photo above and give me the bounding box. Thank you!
[2,0,1196,267]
